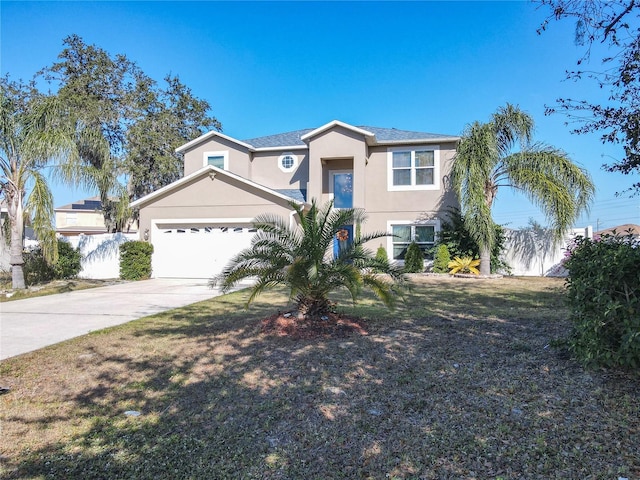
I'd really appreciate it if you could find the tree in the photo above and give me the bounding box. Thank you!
[436,207,509,274]
[125,74,221,201]
[451,103,595,275]
[212,200,405,319]
[538,0,640,192]
[1,77,77,289]
[41,35,220,230]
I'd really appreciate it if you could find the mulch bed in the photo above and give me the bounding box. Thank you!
[260,311,368,339]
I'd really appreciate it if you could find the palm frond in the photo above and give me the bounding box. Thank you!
[25,170,57,264]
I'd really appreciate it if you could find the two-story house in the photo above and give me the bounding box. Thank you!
[130,120,460,278]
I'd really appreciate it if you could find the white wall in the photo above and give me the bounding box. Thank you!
[66,233,138,279]
[501,226,592,277]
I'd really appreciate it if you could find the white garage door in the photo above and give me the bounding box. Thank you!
[152,224,256,278]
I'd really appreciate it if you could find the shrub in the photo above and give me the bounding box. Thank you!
[55,240,82,279]
[23,247,55,285]
[448,256,480,275]
[564,233,640,369]
[23,239,82,285]
[375,245,388,263]
[438,207,509,274]
[119,241,154,280]
[403,242,424,273]
[432,244,451,273]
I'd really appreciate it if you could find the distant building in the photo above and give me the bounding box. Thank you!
[595,223,640,238]
[55,197,138,236]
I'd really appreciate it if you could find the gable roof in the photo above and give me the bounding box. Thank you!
[129,165,307,209]
[176,120,459,153]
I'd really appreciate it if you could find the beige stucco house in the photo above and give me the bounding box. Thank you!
[131,120,460,278]
[55,197,138,236]
[55,197,109,236]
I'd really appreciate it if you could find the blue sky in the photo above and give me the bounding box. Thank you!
[2,1,639,230]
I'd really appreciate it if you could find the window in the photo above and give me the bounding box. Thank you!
[391,224,436,260]
[330,171,353,209]
[387,147,439,190]
[203,150,229,169]
[278,153,298,172]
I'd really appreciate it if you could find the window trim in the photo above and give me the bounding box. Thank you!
[387,146,439,191]
[386,220,440,263]
[278,152,299,173]
[202,150,229,169]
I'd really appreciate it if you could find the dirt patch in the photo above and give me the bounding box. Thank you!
[260,311,368,339]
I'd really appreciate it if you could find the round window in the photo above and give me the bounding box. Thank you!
[278,153,298,172]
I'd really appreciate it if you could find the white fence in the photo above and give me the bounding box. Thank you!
[501,226,593,277]
[66,233,138,279]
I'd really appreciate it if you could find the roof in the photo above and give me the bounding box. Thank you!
[55,196,103,211]
[177,120,459,153]
[130,165,307,209]
[595,224,640,237]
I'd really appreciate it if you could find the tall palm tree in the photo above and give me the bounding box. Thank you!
[212,200,405,319]
[1,79,78,289]
[451,104,595,275]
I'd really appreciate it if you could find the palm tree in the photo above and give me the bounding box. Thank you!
[1,79,78,289]
[451,104,595,275]
[212,200,405,319]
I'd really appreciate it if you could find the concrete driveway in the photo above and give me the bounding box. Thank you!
[0,278,250,360]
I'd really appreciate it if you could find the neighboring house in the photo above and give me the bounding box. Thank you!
[595,223,640,239]
[131,120,460,279]
[55,197,138,236]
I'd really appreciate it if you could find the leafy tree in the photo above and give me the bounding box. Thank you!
[437,207,509,274]
[0,77,78,289]
[213,200,405,319]
[41,35,220,229]
[451,103,595,275]
[538,0,640,192]
[126,74,220,201]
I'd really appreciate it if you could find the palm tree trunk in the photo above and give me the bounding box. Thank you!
[479,244,491,276]
[8,192,26,289]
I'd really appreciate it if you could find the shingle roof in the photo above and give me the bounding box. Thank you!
[273,189,307,203]
[243,125,457,149]
[243,129,313,148]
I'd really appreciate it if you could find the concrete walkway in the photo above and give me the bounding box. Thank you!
[0,278,249,360]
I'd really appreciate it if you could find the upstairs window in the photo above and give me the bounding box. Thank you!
[203,150,229,169]
[387,147,439,191]
[278,153,298,172]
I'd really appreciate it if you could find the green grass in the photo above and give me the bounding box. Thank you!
[0,276,638,479]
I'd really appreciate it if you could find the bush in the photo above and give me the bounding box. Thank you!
[564,233,640,369]
[438,207,509,274]
[432,244,451,273]
[55,240,83,279]
[403,242,424,273]
[375,245,388,263]
[23,239,82,285]
[119,241,154,280]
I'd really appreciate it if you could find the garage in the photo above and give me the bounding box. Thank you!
[151,222,256,279]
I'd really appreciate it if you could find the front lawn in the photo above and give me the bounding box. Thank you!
[0,276,637,479]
